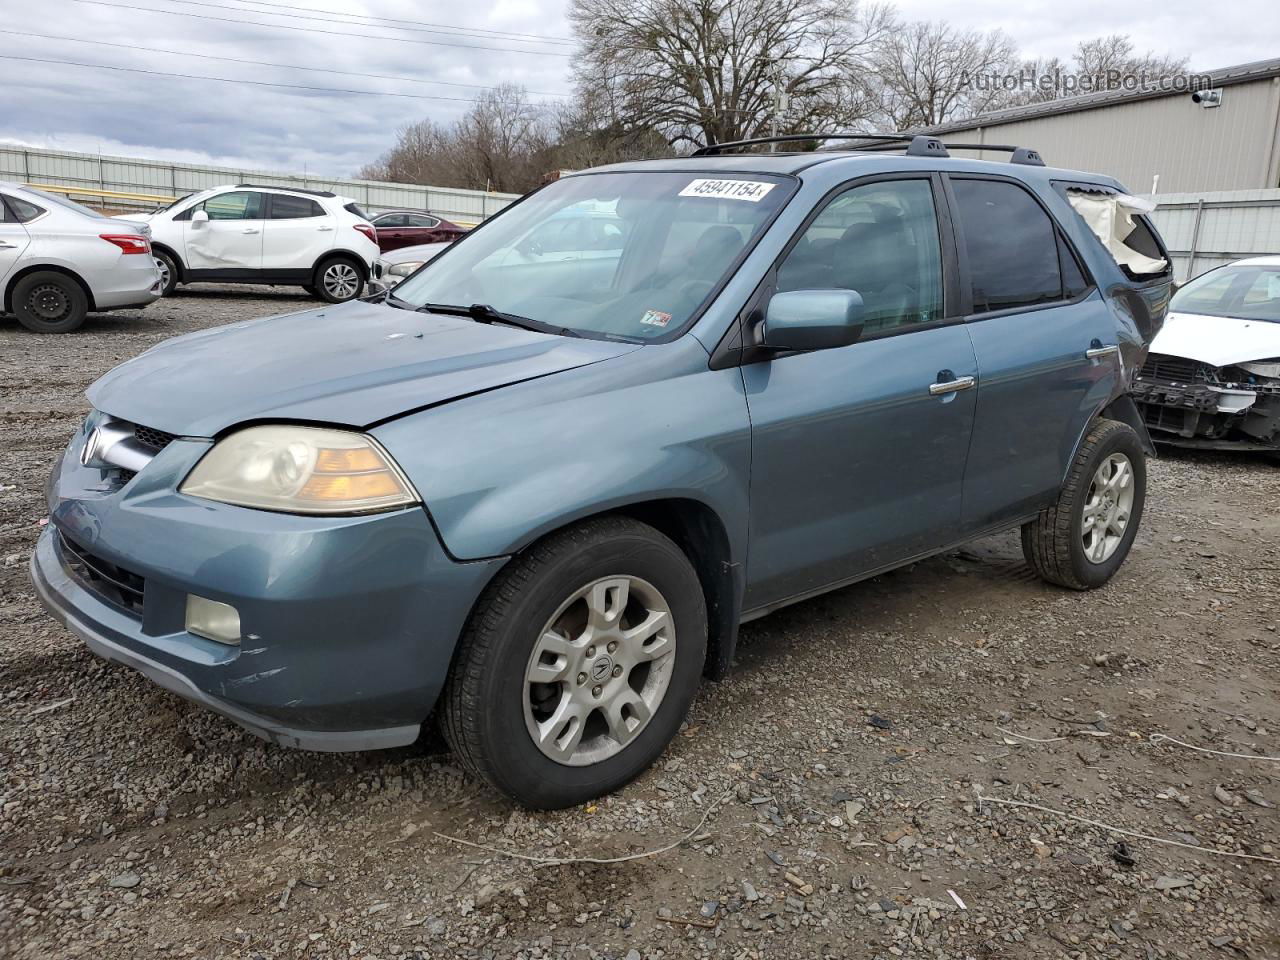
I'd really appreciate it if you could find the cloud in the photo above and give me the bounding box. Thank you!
[2,0,574,177]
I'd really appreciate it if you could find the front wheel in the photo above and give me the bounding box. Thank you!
[1022,418,1146,590]
[153,250,179,297]
[442,517,707,808]
[313,257,363,303]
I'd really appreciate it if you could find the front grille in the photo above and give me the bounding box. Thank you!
[1140,354,1201,383]
[57,530,145,616]
[133,424,176,452]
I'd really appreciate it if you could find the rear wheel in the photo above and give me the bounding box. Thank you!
[12,271,89,333]
[313,257,363,303]
[442,516,707,808]
[1022,418,1146,589]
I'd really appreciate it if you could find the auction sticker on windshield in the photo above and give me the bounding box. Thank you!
[678,179,776,202]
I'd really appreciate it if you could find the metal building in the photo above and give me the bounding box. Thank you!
[922,58,1280,195]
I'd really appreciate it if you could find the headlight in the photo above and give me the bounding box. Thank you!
[388,261,425,278]
[180,425,419,514]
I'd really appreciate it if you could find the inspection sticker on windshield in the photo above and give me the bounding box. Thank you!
[640,309,672,327]
[679,178,776,202]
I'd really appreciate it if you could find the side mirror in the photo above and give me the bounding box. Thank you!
[762,289,864,351]
[191,209,209,226]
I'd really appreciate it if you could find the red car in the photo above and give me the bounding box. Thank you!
[370,210,467,252]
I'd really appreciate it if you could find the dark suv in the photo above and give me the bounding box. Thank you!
[32,134,1172,808]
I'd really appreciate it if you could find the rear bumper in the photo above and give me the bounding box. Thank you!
[90,257,163,309]
[31,429,507,750]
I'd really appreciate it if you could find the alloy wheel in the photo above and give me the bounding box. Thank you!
[322,262,359,300]
[154,256,171,291]
[523,575,676,766]
[1081,452,1134,564]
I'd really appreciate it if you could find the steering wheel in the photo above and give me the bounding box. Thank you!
[679,279,715,308]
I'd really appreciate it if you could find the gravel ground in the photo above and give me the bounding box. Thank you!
[2,290,1278,960]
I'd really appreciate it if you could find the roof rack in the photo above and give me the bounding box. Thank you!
[236,183,337,198]
[692,133,948,157]
[942,144,1045,166]
[691,133,1046,166]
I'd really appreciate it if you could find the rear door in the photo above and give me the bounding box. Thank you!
[946,175,1119,530]
[741,174,979,609]
[262,193,333,272]
[181,190,265,271]
[0,195,32,286]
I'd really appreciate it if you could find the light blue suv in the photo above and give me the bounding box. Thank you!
[31,135,1173,808]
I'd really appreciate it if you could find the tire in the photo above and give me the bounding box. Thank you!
[442,516,707,809]
[313,256,364,303]
[1022,418,1146,590]
[12,271,89,333]
[153,249,179,297]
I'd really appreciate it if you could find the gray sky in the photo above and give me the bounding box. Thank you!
[2,0,1275,178]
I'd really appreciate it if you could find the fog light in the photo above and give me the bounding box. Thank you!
[186,594,241,645]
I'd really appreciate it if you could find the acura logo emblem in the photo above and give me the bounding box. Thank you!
[591,656,613,681]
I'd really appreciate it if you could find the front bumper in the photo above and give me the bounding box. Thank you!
[31,427,507,751]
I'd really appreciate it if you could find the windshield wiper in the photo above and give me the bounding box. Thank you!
[418,302,581,338]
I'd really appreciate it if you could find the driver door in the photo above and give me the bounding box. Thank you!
[741,175,979,610]
[182,190,265,272]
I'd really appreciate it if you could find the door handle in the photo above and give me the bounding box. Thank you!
[317,225,333,232]
[242,228,261,235]
[0,241,17,249]
[929,375,976,396]
[1086,344,1120,360]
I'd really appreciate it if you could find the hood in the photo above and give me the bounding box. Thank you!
[87,300,641,436]
[1150,311,1280,367]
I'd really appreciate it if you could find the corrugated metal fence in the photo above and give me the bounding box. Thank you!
[1145,188,1280,281]
[0,145,521,225]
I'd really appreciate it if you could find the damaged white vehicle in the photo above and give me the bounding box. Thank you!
[1131,256,1280,453]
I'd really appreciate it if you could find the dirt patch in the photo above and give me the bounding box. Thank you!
[2,290,1278,959]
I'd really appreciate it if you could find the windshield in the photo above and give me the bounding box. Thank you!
[23,187,114,220]
[1172,264,1280,323]
[156,192,194,212]
[392,171,794,340]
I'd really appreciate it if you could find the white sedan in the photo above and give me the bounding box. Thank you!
[367,241,452,295]
[0,182,161,333]
[1131,255,1280,452]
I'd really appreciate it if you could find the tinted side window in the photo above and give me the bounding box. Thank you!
[3,195,46,223]
[776,178,944,334]
[269,194,324,219]
[1058,233,1090,299]
[376,213,408,227]
[200,192,265,221]
[406,215,440,228]
[952,179,1062,313]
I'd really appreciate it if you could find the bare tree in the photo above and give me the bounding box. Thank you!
[360,85,559,193]
[1075,34,1188,86]
[872,21,1017,129]
[569,0,895,149]
[998,36,1189,107]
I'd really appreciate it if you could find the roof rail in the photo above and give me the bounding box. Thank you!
[691,133,1046,166]
[691,133,949,157]
[236,183,338,198]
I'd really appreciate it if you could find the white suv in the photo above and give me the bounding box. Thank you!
[118,185,379,302]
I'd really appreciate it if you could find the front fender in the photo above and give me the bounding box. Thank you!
[371,337,752,565]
